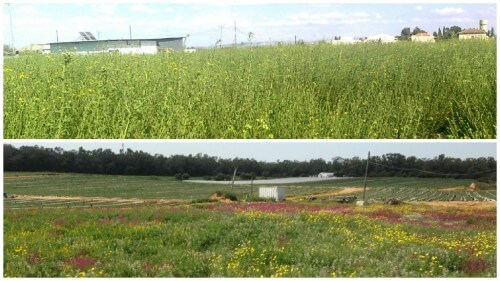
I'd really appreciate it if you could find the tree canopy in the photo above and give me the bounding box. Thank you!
[3,145,496,181]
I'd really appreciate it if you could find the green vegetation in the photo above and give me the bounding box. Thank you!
[3,173,496,210]
[4,40,496,139]
[4,203,496,277]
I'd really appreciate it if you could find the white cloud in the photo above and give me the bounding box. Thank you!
[13,5,39,16]
[91,4,117,16]
[415,6,424,11]
[431,7,466,15]
[375,13,382,20]
[129,4,156,14]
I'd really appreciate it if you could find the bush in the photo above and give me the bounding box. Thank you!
[203,175,212,180]
[214,173,226,181]
[174,173,183,181]
[174,173,190,181]
[213,191,238,201]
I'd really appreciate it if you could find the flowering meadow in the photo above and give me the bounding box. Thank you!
[4,202,495,277]
[4,40,496,139]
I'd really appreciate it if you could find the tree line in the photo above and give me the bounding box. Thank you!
[3,145,496,182]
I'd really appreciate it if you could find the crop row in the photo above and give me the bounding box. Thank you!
[355,188,496,202]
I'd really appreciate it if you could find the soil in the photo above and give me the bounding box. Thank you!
[287,187,367,201]
[208,193,233,203]
[439,186,468,192]
[4,174,65,179]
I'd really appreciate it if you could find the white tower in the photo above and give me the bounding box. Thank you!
[480,19,488,33]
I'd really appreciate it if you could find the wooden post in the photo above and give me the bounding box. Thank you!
[231,167,238,192]
[250,175,254,197]
[362,151,370,201]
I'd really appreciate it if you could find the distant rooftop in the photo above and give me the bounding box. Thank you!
[50,37,185,45]
[413,32,432,37]
[460,28,487,34]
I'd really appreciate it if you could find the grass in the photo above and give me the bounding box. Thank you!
[3,202,496,277]
[3,40,496,139]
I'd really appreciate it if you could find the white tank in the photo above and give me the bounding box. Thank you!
[480,19,488,32]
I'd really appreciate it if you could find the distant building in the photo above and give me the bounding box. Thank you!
[459,29,488,40]
[318,172,334,178]
[410,32,435,43]
[365,34,397,43]
[50,37,186,54]
[459,20,489,40]
[331,36,361,45]
[19,43,50,54]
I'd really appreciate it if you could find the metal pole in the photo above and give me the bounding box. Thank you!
[56,30,59,42]
[234,21,237,47]
[230,167,238,192]
[129,26,132,39]
[362,151,370,201]
[250,175,254,197]
[219,25,223,46]
[7,3,14,54]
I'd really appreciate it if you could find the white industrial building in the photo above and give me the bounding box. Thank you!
[49,32,185,54]
[259,186,285,201]
[318,172,335,178]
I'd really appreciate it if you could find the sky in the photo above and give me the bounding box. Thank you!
[2,1,497,48]
[4,141,497,162]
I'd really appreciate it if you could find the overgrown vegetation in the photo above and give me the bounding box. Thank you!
[3,203,496,277]
[3,40,496,139]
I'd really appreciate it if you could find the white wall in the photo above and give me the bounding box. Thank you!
[259,187,285,201]
[140,41,158,54]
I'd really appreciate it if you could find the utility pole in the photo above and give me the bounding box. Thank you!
[362,151,370,202]
[129,26,132,39]
[56,30,59,42]
[219,25,224,47]
[6,3,14,54]
[234,21,237,47]
[250,174,254,198]
[230,166,238,192]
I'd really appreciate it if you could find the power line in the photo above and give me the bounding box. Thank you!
[370,162,496,177]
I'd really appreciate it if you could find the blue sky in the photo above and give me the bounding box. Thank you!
[3,1,497,48]
[5,141,497,162]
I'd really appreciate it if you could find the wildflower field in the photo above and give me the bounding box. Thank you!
[3,201,496,277]
[3,40,496,139]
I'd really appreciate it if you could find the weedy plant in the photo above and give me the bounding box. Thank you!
[3,40,496,139]
[3,203,496,277]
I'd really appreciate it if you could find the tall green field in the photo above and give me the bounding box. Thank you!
[3,40,496,139]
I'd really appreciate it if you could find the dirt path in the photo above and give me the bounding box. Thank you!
[287,187,367,200]
[13,195,187,204]
[439,187,467,192]
[4,174,65,179]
